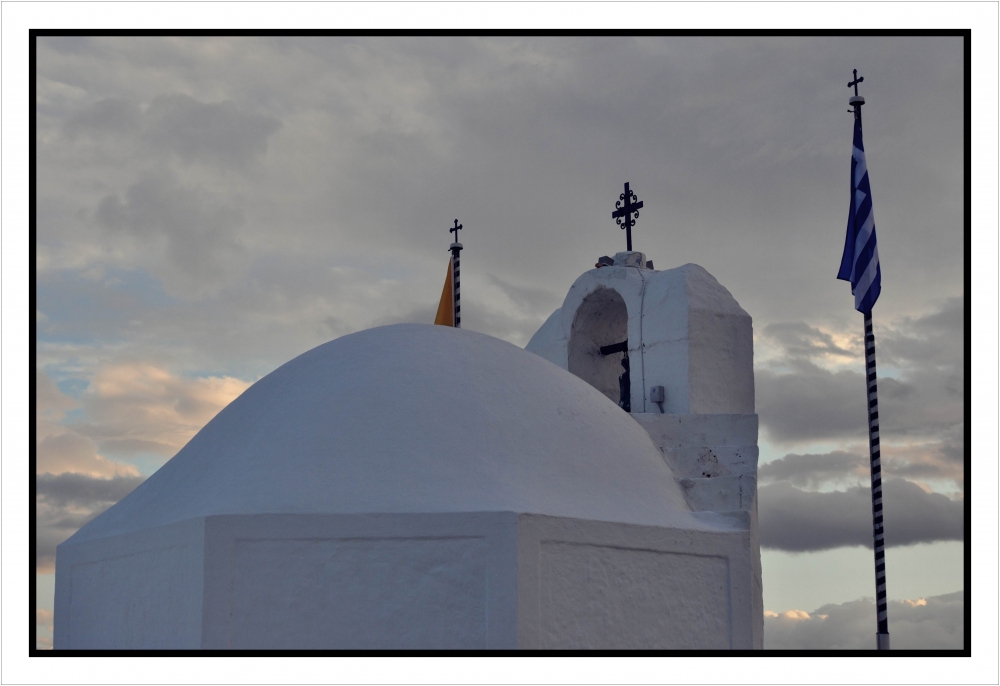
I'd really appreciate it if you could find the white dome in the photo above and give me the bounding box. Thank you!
[70,324,705,544]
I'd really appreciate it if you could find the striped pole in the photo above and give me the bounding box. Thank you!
[448,219,463,329]
[864,311,890,650]
[451,243,462,328]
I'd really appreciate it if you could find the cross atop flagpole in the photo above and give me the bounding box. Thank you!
[838,69,889,651]
[432,219,464,328]
[449,219,463,328]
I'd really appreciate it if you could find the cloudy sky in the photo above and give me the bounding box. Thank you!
[28,31,972,654]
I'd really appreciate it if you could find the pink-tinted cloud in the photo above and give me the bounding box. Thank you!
[36,608,53,650]
[36,370,137,478]
[75,362,251,459]
[34,366,249,573]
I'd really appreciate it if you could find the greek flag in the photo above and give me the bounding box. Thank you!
[837,115,881,313]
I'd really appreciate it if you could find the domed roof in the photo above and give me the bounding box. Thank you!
[70,324,709,543]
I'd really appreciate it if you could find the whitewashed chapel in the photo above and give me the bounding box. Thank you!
[54,249,762,650]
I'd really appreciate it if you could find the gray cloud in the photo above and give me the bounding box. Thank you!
[759,479,963,552]
[765,591,963,650]
[35,37,964,371]
[486,273,562,316]
[63,97,141,139]
[759,450,869,490]
[757,297,964,447]
[464,290,554,347]
[62,93,281,168]
[36,472,146,508]
[761,445,963,495]
[370,304,440,330]
[883,432,964,489]
[36,473,146,570]
[95,168,247,295]
[36,36,964,324]
[761,321,854,359]
[144,94,282,167]
[756,360,869,442]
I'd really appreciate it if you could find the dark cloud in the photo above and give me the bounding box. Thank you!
[765,591,963,650]
[759,478,962,552]
[36,472,146,508]
[36,473,146,570]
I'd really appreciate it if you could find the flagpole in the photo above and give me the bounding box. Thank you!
[846,70,890,651]
[449,219,463,328]
[864,310,890,650]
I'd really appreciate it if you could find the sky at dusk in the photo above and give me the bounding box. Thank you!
[5,3,997,674]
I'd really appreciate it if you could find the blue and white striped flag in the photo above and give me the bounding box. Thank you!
[837,115,881,313]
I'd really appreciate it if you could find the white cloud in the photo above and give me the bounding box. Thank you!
[764,591,963,650]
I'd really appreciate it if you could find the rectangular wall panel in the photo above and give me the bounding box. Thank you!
[538,542,731,649]
[228,536,488,649]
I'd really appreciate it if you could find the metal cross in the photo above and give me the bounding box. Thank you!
[612,182,643,251]
[450,219,462,241]
[848,69,864,96]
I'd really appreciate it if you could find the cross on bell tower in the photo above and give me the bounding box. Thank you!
[611,182,644,251]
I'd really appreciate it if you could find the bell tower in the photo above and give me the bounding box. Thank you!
[526,257,763,647]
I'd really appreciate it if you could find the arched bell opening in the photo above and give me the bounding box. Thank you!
[568,287,630,408]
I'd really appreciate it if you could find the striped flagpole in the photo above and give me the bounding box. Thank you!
[864,311,890,650]
[449,219,463,328]
[452,245,461,328]
[839,70,889,650]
